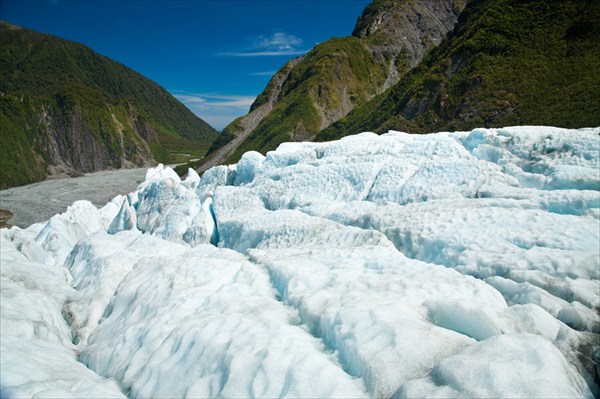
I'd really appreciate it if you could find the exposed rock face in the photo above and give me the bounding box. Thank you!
[353,0,466,90]
[36,104,154,178]
[198,0,467,171]
[0,93,156,187]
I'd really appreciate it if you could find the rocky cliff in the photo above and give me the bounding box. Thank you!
[353,0,465,89]
[0,21,217,188]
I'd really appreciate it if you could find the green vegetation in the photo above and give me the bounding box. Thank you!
[0,97,47,188]
[318,0,600,141]
[204,118,242,157]
[171,118,240,176]
[223,37,386,164]
[0,21,217,188]
[160,139,209,165]
[249,59,298,113]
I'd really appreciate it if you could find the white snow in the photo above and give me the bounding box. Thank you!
[1,126,598,398]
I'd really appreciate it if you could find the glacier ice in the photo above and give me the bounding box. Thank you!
[396,333,591,398]
[1,126,598,398]
[80,243,365,398]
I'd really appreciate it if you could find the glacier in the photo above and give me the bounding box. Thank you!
[1,126,599,398]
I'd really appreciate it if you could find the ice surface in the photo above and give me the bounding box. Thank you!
[135,172,213,246]
[63,231,189,346]
[0,230,125,398]
[81,244,366,398]
[1,126,598,398]
[248,246,496,397]
[396,333,592,398]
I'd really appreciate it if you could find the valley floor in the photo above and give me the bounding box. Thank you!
[0,168,148,228]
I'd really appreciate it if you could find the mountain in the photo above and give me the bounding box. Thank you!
[2,126,598,397]
[0,21,217,189]
[191,0,466,172]
[191,0,599,174]
[318,0,600,140]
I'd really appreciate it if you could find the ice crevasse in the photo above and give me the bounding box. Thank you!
[1,126,599,398]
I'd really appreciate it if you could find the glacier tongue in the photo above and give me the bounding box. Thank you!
[1,126,598,398]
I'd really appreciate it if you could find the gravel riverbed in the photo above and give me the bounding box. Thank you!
[0,167,149,228]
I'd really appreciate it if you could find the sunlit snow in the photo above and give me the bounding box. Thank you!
[1,126,599,398]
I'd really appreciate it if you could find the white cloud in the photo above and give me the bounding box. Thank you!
[219,50,307,57]
[252,32,302,52]
[171,91,256,130]
[219,31,309,57]
[174,94,206,104]
[173,92,255,108]
[249,70,278,76]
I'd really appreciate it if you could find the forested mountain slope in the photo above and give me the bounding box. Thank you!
[0,21,217,188]
[317,0,600,141]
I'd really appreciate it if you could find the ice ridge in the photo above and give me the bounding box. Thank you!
[1,126,598,398]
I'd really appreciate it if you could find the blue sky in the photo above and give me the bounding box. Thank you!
[0,0,371,130]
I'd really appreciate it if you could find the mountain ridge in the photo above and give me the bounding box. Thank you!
[317,0,600,141]
[0,21,217,189]
[190,0,466,172]
[189,0,599,175]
